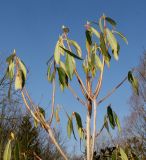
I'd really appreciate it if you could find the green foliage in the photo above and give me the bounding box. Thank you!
[3,140,12,160]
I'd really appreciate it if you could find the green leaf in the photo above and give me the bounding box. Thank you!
[113,31,128,45]
[107,105,116,129]
[67,116,73,139]
[65,54,75,80]
[15,69,25,90]
[113,111,121,133]
[119,148,128,160]
[106,28,118,60]
[99,16,103,32]
[14,141,20,160]
[90,26,100,38]
[3,140,11,160]
[128,71,139,95]
[73,112,83,139]
[6,52,15,64]
[95,54,102,71]
[105,17,117,26]
[57,67,68,88]
[38,106,45,118]
[100,33,111,66]
[7,60,15,80]
[60,46,83,60]
[68,40,82,57]
[47,60,55,82]
[54,40,60,64]
[18,58,27,80]
[104,115,109,133]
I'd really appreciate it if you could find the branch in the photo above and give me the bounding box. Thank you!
[93,57,105,98]
[68,84,86,107]
[49,66,56,125]
[97,75,128,105]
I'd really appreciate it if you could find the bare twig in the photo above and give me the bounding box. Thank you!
[68,84,86,107]
[97,75,128,105]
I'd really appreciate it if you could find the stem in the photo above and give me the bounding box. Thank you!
[86,111,91,160]
[91,99,97,160]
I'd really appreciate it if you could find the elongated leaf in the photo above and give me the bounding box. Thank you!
[60,46,83,60]
[113,111,121,133]
[119,148,128,160]
[99,16,103,32]
[107,105,115,129]
[6,52,15,64]
[67,116,73,139]
[18,58,27,80]
[47,60,55,82]
[14,141,20,160]
[113,31,128,44]
[38,106,45,118]
[128,71,139,95]
[90,26,100,38]
[3,140,11,160]
[105,17,117,26]
[100,33,111,66]
[7,60,15,80]
[106,28,118,60]
[86,30,92,45]
[104,115,109,133]
[68,40,82,57]
[54,41,60,64]
[65,54,75,80]
[73,112,83,139]
[95,54,102,71]
[15,69,25,90]
[57,67,68,88]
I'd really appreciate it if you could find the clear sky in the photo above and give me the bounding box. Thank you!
[0,0,146,153]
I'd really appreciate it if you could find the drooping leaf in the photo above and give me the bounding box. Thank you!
[106,28,118,60]
[54,40,60,64]
[104,115,109,133]
[90,26,100,38]
[18,58,27,80]
[73,112,83,139]
[99,16,103,32]
[14,141,20,160]
[15,69,25,90]
[67,116,73,139]
[47,60,55,83]
[6,51,16,64]
[113,31,128,45]
[38,106,45,118]
[86,30,92,54]
[68,39,82,57]
[113,111,121,133]
[105,17,117,26]
[107,105,116,129]
[3,140,11,160]
[57,67,68,88]
[60,46,83,60]
[100,33,111,66]
[128,71,139,95]
[95,54,102,71]
[7,60,15,80]
[119,148,128,160]
[65,54,75,80]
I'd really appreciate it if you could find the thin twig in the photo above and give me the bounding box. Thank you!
[49,69,56,125]
[97,75,128,105]
[93,57,105,98]
[68,84,86,107]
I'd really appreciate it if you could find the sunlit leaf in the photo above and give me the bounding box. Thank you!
[60,46,83,60]
[6,51,15,64]
[113,31,128,45]
[128,71,139,95]
[65,54,75,80]
[99,16,103,32]
[119,148,128,160]
[105,17,117,26]
[95,54,102,71]
[55,107,60,123]
[47,60,55,83]
[106,28,118,60]
[7,60,15,80]
[3,140,11,160]
[68,39,82,57]
[18,58,27,80]
[107,105,115,129]
[67,116,73,139]
[100,33,111,66]
[90,26,100,38]
[57,67,68,88]
[73,112,83,139]
[113,111,121,133]
[15,69,25,90]
[54,40,60,64]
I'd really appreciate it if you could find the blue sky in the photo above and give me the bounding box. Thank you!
[0,0,146,153]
